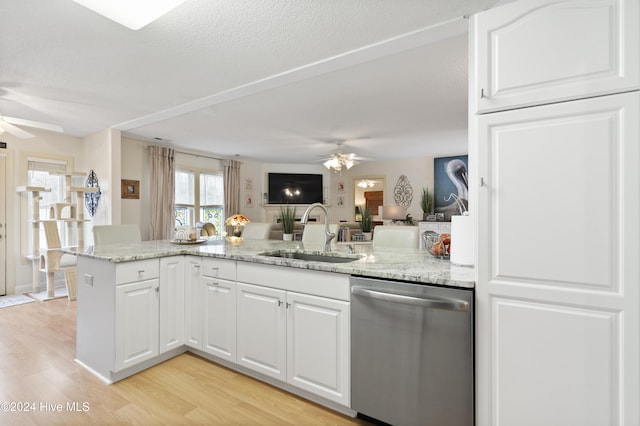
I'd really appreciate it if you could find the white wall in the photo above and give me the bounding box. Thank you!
[80,129,122,233]
[237,152,467,225]
[120,137,152,240]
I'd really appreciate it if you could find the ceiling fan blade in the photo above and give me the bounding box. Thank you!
[3,116,63,133]
[0,120,35,139]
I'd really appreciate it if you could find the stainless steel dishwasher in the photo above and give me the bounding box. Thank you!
[350,276,474,426]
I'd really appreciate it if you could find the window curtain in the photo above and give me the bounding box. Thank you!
[223,159,241,223]
[149,146,175,240]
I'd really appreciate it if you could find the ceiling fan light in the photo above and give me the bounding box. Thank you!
[72,0,188,30]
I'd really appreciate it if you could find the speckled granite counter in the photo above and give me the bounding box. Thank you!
[64,238,474,288]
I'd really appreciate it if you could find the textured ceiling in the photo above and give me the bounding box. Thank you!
[0,0,505,163]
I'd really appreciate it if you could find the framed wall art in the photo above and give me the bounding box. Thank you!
[121,179,140,200]
[434,155,468,221]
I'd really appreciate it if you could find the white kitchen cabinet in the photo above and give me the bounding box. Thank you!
[236,262,351,406]
[115,276,160,372]
[286,291,350,405]
[471,0,639,114]
[473,50,640,426]
[236,282,287,381]
[159,256,185,354]
[184,256,203,350]
[202,276,237,362]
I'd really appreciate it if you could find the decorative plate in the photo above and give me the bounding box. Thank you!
[170,239,207,245]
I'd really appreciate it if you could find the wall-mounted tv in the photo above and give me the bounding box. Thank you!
[268,173,323,205]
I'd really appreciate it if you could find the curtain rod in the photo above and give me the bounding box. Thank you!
[148,144,230,161]
[174,149,225,161]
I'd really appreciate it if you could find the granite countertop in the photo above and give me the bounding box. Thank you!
[64,238,475,289]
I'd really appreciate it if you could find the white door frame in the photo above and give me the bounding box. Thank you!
[0,152,6,296]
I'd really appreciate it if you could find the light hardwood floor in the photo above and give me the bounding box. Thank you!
[0,298,368,425]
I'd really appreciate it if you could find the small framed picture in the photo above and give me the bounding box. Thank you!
[121,179,139,199]
[245,179,253,191]
[245,193,254,208]
[337,196,345,207]
[336,181,345,193]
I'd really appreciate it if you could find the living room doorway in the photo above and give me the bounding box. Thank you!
[0,153,6,296]
[353,176,385,219]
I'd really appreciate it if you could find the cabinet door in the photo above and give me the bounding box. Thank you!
[472,0,639,114]
[115,279,160,371]
[184,257,203,350]
[203,277,237,362]
[236,283,286,381]
[286,292,350,406]
[159,256,185,353]
[476,93,639,425]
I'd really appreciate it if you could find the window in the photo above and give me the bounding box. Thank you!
[175,170,224,233]
[26,158,68,254]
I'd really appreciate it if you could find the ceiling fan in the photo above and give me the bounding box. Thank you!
[0,115,64,139]
[321,142,370,172]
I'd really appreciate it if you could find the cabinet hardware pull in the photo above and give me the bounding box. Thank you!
[286,302,291,309]
[193,264,200,268]
[480,88,487,99]
[138,270,145,274]
[277,300,283,307]
[480,177,486,187]
[209,281,219,286]
[155,287,159,293]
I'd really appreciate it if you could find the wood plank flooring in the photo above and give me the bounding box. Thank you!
[0,298,368,425]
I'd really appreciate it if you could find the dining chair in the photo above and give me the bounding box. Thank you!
[92,224,142,246]
[372,225,420,249]
[242,222,273,240]
[302,223,340,249]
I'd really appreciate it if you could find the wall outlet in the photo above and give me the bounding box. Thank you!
[83,274,93,286]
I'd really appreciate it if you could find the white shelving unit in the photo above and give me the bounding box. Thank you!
[17,172,98,299]
[16,186,51,294]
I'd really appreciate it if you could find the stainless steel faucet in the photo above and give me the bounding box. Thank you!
[301,202,335,252]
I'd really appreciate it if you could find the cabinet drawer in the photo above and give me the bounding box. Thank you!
[202,257,236,280]
[115,259,160,285]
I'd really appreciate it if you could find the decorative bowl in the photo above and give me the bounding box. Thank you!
[423,231,450,260]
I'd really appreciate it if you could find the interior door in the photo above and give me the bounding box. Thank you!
[0,153,6,296]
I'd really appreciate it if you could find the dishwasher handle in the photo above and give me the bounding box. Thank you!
[351,286,469,312]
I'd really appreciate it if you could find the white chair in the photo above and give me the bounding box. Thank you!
[93,224,142,246]
[39,221,77,300]
[302,224,339,249]
[242,222,273,240]
[372,225,420,249]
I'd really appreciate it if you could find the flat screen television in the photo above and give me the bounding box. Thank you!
[268,173,323,204]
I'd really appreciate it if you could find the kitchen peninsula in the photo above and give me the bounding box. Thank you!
[67,239,474,415]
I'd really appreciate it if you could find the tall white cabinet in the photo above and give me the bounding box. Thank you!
[471,0,639,425]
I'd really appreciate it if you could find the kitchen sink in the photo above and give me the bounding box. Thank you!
[259,250,359,263]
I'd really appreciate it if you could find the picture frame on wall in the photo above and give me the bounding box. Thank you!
[434,155,468,221]
[245,193,254,208]
[336,181,345,193]
[121,179,140,199]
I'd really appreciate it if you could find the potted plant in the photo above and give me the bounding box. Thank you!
[279,205,296,241]
[420,187,434,221]
[357,205,373,240]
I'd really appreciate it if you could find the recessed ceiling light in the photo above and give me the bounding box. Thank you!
[72,0,188,30]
